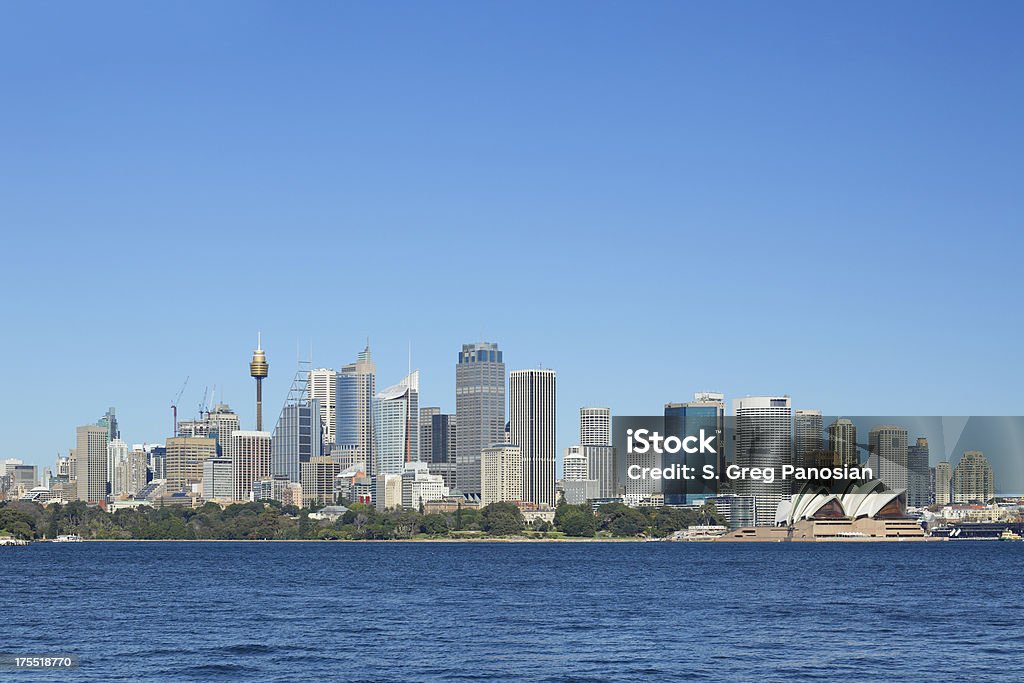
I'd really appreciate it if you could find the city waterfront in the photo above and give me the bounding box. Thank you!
[5,542,1023,682]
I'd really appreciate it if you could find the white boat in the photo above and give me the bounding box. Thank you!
[0,536,30,546]
[52,534,82,543]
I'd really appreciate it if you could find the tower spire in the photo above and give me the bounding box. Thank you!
[250,334,269,431]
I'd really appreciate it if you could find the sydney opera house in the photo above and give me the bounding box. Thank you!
[720,479,929,541]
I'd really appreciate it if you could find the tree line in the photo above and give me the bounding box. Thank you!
[0,499,723,541]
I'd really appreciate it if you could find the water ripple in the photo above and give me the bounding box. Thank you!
[4,541,1023,682]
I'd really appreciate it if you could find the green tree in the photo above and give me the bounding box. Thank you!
[559,509,597,537]
[0,507,36,539]
[598,503,649,537]
[480,502,524,536]
[554,502,591,528]
[420,513,450,536]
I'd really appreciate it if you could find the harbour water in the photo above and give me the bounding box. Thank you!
[4,541,1022,681]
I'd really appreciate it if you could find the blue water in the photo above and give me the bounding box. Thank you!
[3,541,1022,682]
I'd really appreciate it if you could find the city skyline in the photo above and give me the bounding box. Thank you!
[7,335,1024,493]
[3,5,1023,681]
[2,3,1023,475]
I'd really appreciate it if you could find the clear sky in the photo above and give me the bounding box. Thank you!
[1,2,1022,478]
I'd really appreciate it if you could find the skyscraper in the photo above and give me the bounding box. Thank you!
[907,437,930,508]
[176,418,211,438]
[271,366,323,483]
[480,444,523,505]
[250,335,269,431]
[794,409,823,468]
[75,423,109,503]
[147,444,166,481]
[107,438,130,497]
[6,463,37,492]
[98,407,119,442]
[867,425,908,493]
[56,455,71,481]
[934,461,953,506]
[733,396,792,527]
[233,430,272,501]
[421,409,457,490]
[375,473,403,511]
[374,371,420,475]
[301,455,340,507]
[127,446,148,496]
[624,443,659,505]
[828,418,859,466]
[202,456,234,501]
[455,342,505,496]
[953,451,994,503]
[510,368,556,507]
[165,436,218,493]
[337,345,376,475]
[664,393,725,505]
[584,445,616,499]
[420,407,440,463]
[207,403,240,461]
[579,407,611,446]
[308,368,338,445]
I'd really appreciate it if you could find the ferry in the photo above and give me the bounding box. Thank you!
[999,528,1022,541]
[52,534,83,543]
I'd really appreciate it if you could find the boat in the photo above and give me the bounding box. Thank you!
[999,528,1022,541]
[0,536,30,546]
[52,534,83,543]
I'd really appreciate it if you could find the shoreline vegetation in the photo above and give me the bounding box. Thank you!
[71,537,648,542]
[0,499,724,542]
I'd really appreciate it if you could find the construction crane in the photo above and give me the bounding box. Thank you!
[198,385,209,421]
[171,376,189,437]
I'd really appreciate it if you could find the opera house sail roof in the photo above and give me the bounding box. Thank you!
[775,479,908,527]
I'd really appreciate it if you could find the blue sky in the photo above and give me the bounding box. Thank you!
[1,2,1022,475]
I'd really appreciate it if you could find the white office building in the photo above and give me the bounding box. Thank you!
[309,368,338,445]
[232,430,271,502]
[579,407,611,446]
[510,368,556,507]
[374,371,420,475]
[401,461,449,510]
[207,404,241,461]
[202,457,234,501]
[563,446,589,481]
[733,396,792,527]
[107,438,130,498]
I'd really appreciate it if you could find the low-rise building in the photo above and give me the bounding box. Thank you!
[309,505,349,522]
[401,461,449,510]
[422,493,482,514]
[938,504,1009,523]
